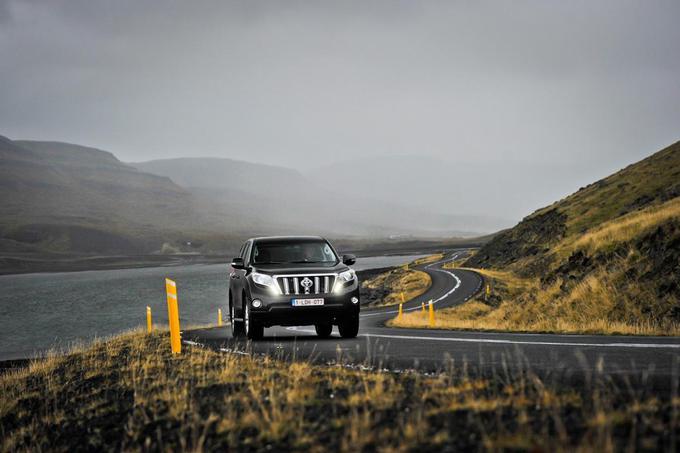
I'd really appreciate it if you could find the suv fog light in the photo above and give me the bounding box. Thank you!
[252,299,262,308]
[351,297,359,304]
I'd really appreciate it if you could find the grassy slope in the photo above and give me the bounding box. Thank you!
[419,142,680,335]
[0,138,195,252]
[1,331,677,451]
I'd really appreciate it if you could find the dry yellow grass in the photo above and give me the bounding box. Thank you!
[392,302,680,335]
[560,196,680,256]
[391,267,680,336]
[1,331,677,451]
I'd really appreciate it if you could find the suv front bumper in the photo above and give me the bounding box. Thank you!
[248,281,360,327]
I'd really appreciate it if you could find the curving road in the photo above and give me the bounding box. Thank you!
[186,251,680,389]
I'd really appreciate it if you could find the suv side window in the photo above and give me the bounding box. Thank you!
[242,241,253,265]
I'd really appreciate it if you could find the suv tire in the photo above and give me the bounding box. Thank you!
[338,313,359,338]
[230,299,245,338]
[315,323,333,338]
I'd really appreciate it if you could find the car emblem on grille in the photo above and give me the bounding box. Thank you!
[300,277,313,294]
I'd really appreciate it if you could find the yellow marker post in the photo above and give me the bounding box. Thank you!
[428,299,435,327]
[421,302,426,316]
[146,306,152,333]
[218,308,223,327]
[165,278,181,354]
[485,284,491,301]
[398,302,403,321]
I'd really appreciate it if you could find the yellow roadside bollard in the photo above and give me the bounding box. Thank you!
[485,284,491,301]
[146,306,152,333]
[428,299,435,327]
[218,308,223,327]
[398,302,403,321]
[165,278,182,354]
[421,302,426,317]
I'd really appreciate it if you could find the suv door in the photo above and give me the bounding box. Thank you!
[231,240,252,318]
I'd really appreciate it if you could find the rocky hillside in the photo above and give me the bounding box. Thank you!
[466,141,680,328]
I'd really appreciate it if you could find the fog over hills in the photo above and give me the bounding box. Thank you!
[308,156,602,222]
[7,130,648,262]
[0,136,503,258]
[131,157,502,238]
[133,158,304,196]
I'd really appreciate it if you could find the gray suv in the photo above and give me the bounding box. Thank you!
[228,236,360,340]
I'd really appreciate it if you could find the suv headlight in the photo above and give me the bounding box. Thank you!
[251,272,280,294]
[333,269,356,293]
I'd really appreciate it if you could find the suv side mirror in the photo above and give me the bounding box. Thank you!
[231,257,245,269]
[342,254,356,265]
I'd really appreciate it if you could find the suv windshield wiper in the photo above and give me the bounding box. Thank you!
[289,260,328,264]
[255,260,333,264]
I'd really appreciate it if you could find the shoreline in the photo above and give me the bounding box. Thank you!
[0,253,232,277]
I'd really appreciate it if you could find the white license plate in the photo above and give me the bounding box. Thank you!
[291,298,324,306]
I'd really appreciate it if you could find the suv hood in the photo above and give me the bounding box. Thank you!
[252,262,349,275]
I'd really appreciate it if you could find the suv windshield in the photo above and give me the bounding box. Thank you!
[252,241,338,265]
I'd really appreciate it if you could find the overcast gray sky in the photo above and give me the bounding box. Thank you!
[1,1,679,174]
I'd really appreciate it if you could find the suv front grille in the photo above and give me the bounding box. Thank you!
[277,275,336,295]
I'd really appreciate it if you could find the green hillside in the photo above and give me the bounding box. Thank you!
[461,141,680,334]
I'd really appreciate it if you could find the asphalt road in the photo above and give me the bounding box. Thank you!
[185,251,680,390]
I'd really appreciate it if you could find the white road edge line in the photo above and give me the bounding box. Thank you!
[357,332,680,349]
[284,327,680,349]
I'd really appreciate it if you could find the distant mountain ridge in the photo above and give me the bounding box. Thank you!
[16,140,122,168]
[132,157,305,194]
[0,137,207,254]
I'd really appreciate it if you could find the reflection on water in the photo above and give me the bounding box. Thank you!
[0,254,425,360]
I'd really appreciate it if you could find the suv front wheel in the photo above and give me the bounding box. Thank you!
[230,298,244,338]
[338,313,359,338]
[315,323,333,338]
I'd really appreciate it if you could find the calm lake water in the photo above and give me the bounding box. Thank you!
[0,254,425,360]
